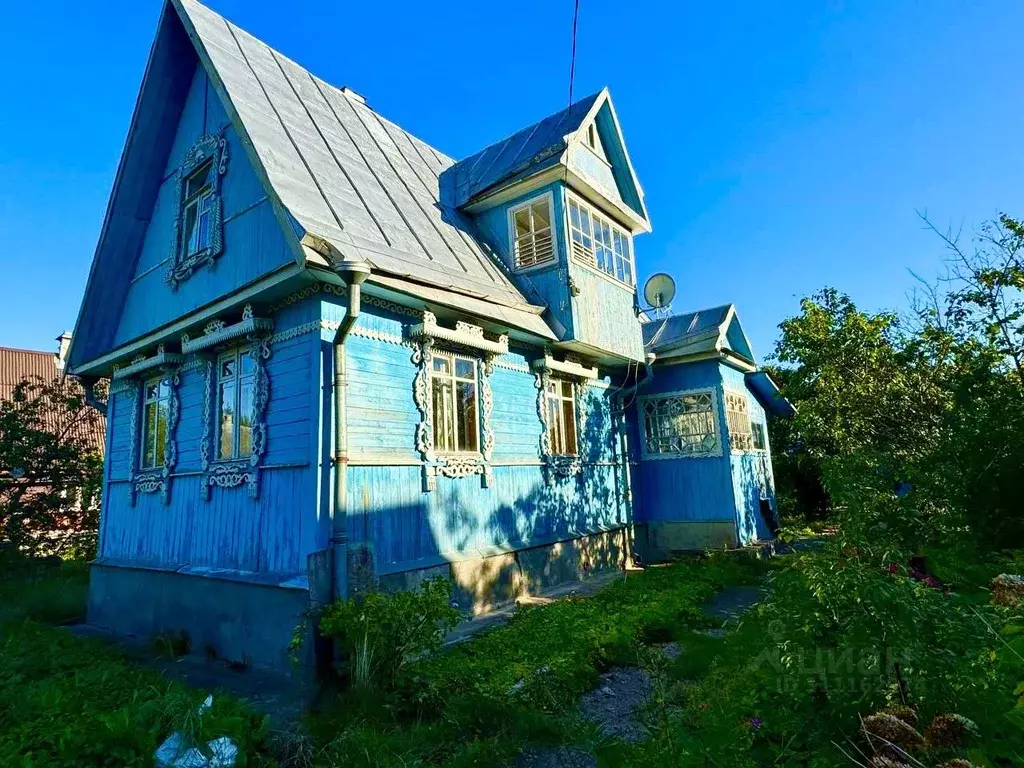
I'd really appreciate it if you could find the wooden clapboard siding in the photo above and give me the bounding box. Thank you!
[347,464,627,575]
[113,65,293,348]
[568,264,644,361]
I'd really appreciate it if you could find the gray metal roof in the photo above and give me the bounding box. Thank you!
[445,92,603,208]
[643,305,733,353]
[175,0,554,339]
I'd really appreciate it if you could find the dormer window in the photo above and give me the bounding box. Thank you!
[568,195,634,286]
[509,193,556,270]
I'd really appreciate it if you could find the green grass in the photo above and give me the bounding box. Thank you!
[307,553,766,767]
[0,560,273,767]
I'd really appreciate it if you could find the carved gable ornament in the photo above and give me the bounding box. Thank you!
[166,133,229,289]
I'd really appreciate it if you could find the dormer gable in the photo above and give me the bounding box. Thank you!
[445,89,650,235]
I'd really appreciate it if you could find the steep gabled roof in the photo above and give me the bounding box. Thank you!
[643,304,756,364]
[69,0,557,371]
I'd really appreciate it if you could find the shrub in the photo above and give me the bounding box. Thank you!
[319,577,460,689]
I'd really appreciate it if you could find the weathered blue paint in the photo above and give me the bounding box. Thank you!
[73,0,788,672]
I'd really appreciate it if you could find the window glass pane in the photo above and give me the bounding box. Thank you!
[220,358,235,380]
[240,352,255,377]
[185,161,213,199]
[569,201,581,229]
[183,202,199,255]
[579,209,592,237]
[562,398,577,455]
[454,358,474,379]
[145,382,159,401]
[238,379,254,457]
[548,397,562,454]
[143,402,157,468]
[514,208,531,238]
[432,356,451,375]
[219,381,236,460]
[531,201,551,228]
[456,381,478,452]
[196,210,210,253]
[432,378,454,452]
[155,400,168,466]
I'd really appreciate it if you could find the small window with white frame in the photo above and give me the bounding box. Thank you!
[546,379,578,456]
[181,160,216,259]
[140,376,171,469]
[509,194,556,270]
[725,391,754,451]
[641,390,719,457]
[217,347,257,461]
[431,352,480,454]
[567,196,633,286]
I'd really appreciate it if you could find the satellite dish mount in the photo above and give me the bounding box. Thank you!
[642,273,677,317]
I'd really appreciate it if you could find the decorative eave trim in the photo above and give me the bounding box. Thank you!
[182,305,273,354]
[111,348,184,380]
[410,311,509,356]
[531,353,598,380]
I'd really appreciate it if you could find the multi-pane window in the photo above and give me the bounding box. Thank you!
[431,353,479,454]
[182,160,214,258]
[725,392,754,451]
[217,348,256,461]
[510,196,555,269]
[546,379,578,456]
[568,197,633,286]
[642,391,718,456]
[141,377,171,469]
[751,420,767,451]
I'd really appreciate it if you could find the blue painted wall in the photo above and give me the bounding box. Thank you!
[629,358,779,546]
[113,66,295,348]
[98,295,322,577]
[320,295,629,577]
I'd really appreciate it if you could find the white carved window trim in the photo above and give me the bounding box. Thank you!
[639,388,721,460]
[724,390,754,452]
[507,191,557,271]
[567,193,634,286]
[410,312,506,491]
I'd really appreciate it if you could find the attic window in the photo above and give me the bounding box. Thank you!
[509,194,556,270]
[167,133,228,289]
[568,196,634,286]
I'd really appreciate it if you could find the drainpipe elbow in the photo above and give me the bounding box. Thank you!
[81,376,108,416]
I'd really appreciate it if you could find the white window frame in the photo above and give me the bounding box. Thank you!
[545,378,579,457]
[639,388,722,460]
[430,350,482,455]
[216,347,257,462]
[140,375,171,470]
[751,419,768,451]
[567,193,634,287]
[724,390,755,452]
[181,159,215,259]
[507,191,558,272]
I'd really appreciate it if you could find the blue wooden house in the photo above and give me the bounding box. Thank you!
[68,0,791,671]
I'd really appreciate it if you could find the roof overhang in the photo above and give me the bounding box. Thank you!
[745,371,796,417]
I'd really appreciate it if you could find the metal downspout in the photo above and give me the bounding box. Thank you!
[330,261,371,603]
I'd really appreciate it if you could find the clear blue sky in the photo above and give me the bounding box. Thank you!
[2,0,1022,361]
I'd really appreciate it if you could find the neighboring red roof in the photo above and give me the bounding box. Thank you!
[0,345,106,454]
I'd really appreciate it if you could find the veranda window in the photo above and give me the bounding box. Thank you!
[140,376,170,469]
[546,379,578,456]
[642,391,718,456]
[217,348,256,460]
[510,195,555,269]
[751,420,767,451]
[431,353,479,453]
[182,160,214,258]
[567,196,633,285]
[725,392,754,451]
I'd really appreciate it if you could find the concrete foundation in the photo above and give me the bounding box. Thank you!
[638,521,738,562]
[88,561,312,673]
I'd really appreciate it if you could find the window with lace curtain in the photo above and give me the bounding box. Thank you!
[640,390,719,457]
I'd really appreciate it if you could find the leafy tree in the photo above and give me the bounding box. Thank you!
[0,376,104,560]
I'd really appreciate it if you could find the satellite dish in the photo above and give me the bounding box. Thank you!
[643,273,676,310]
